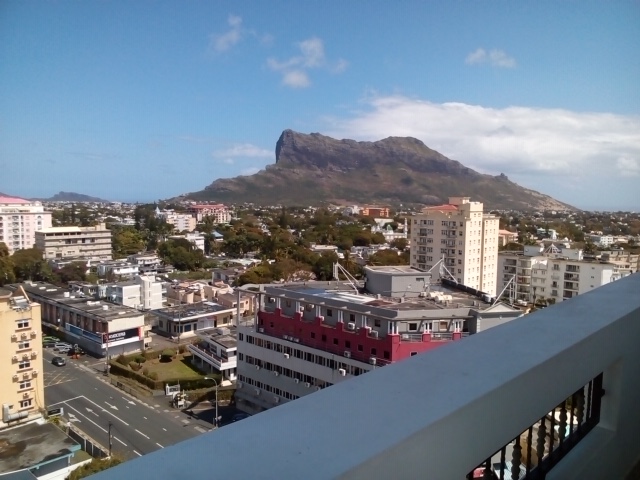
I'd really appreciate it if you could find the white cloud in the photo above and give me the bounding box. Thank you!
[212,143,272,158]
[223,158,234,165]
[210,14,243,52]
[466,48,516,68]
[323,95,640,205]
[616,156,640,175]
[283,70,310,88]
[267,37,347,88]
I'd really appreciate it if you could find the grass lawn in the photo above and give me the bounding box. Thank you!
[139,355,204,382]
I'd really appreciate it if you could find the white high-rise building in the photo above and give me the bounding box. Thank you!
[0,196,52,255]
[410,197,499,296]
[497,246,634,305]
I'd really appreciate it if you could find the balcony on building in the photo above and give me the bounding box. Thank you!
[187,326,237,381]
[93,274,640,480]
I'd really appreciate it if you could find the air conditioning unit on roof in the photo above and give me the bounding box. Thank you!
[369,357,377,365]
[343,350,351,358]
[294,378,300,384]
[338,368,346,376]
[304,382,311,388]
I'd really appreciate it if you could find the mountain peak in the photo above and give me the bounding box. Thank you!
[187,129,574,210]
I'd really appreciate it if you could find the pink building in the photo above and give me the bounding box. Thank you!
[187,204,231,223]
[0,196,52,255]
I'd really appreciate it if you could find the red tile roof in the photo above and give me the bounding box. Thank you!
[422,204,458,211]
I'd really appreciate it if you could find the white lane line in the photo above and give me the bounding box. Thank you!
[79,396,129,426]
[133,450,142,457]
[162,427,167,431]
[114,436,127,446]
[156,442,164,448]
[143,416,147,420]
[47,395,84,406]
[65,404,107,433]
[135,429,150,439]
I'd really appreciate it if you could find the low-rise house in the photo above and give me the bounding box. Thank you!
[152,301,236,340]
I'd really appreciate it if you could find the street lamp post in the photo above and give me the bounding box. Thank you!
[204,377,219,427]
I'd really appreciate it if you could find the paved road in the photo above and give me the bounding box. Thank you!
[42,349,215,460]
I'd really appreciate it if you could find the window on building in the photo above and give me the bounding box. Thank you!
[333,338,338,345]
[345,340,351,349]
[16,320,29,329]
[349,313,355,322]
[371,348,377,356]
[18,341,30,349]
[408,323,418,331]
[19,399,32,409]
[310,332,315,339]
[357,344,363,352]
[321,334,327,342]
[374,319,381,327]
[18,360,30,370]
[410,352,418,357]
[326,309,333,317]
[19,380,31,390]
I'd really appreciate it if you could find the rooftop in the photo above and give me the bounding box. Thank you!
[15,282,143,321]
[199,326,238,349]
[264,280,512,319]
[0,422,80,474]
[153,301,234,320]
[364,265,423,274]
[0,195,31,204]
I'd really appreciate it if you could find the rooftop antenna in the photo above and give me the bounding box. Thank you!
[332,262,360,293]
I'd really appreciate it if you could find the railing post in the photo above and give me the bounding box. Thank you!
[511,436,522,480]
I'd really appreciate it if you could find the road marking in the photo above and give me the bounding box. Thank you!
[156,442,164,448]
[162,428,167,431]
[143,416,147,420]
[47,396,84,406]
[133,450,142,457]
[194,426,206,433]
[65,404,107,433]
[85,408,99,417]
[68,413,81,423]
[114,436,127,446]
[122,397,135,405]
[135,429,150,439]
[104,401,119,410]
[80,396,129,426]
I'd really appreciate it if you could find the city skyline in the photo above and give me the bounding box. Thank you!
[1,2,639,210]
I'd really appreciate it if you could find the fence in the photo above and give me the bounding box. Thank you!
[67,424,109,459]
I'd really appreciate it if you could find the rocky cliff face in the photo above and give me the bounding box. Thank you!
[187,130,574,210]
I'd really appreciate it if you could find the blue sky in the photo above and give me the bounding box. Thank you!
[1,1,639,210]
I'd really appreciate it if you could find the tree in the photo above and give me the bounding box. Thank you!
[368,250,408,266]
[390,238,408,251]
[11,248,53,282]
[0,242,16,286]
[56,262,87,284]
[313,252,338,281]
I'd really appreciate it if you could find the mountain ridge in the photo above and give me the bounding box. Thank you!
[186,129,575,211]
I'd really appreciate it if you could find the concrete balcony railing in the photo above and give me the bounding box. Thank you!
[93,274,640,480]
[187,343,236,371]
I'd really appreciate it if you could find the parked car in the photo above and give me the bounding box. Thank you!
[231,413,251,422]
[43,341,56,348]
[54,345,71,353]
[51,356,66,367]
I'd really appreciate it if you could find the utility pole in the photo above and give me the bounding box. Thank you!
[108,421,112,457]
